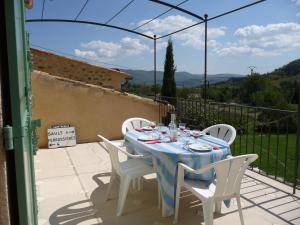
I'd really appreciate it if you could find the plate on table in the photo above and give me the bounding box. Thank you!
[142,126,153,131]
[138,135,158,141]
[189,143,212,152]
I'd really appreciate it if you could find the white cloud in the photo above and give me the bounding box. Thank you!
[75,37,154,61]
[297,12,300,17]
[156,41,168,50]
[138,15,194,34]
[234,23,300,37]
[120,37,150,55]
[292,0,300,5]
[75,15,226,62]
[74,49,98,58]
[138,15,226,49]
[149,41,168,53]
[142,31,155,38]
[216,22,300,57]
[216,46,279,57]
[81,40,122,58]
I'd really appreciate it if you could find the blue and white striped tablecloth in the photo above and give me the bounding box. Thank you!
[125,130,231,217]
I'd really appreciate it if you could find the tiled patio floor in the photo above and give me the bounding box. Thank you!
[35,142,300,225]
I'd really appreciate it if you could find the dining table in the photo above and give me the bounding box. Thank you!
[124,128,231,217]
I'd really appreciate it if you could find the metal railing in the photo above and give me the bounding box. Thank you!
[156,96,300,193]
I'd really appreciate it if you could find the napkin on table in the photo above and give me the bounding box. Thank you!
[208,144,220,150]
[135,128,145,132]
[145,140,161,144]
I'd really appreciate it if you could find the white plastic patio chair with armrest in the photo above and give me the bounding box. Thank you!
[121,117,151,189]
[174,154,258,225]
[121,117,151,136]
[202,124,237,145]
[103,118,150,157]
[97,134,155,216]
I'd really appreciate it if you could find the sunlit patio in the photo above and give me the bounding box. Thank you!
[35,142,300,225]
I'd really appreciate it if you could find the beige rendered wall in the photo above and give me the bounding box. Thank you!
[32,71,161,148]
[31,48,129,91]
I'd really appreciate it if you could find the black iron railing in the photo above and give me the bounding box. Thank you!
[156,96,300,193]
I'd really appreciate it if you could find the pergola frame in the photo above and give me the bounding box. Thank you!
[26,0,267,102]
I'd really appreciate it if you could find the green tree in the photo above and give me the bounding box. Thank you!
[151,84,161,96]
[177,87,193,99]
[161,38,176,104]
[240,73,268,104]
[291,81,299,104]
[251,87,287,108]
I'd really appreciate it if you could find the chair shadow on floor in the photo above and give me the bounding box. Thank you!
[48,172,164,225]
[48,171,224,225]
[48,171,299,225]
[219,174,300,225]
[48,172,111,225]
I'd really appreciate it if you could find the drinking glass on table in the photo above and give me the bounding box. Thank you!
[184,127,190,135]
[192,130,201,143]
[150,121,156,129]
[159,124,169,140]
[179,123,186,132]
[156,123,164,138]
[181,130,190,149]
[157,123,164,131]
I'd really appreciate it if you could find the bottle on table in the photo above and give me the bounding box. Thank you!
[169,113,177,141]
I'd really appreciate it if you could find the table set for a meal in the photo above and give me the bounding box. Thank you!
[124,123,232,217]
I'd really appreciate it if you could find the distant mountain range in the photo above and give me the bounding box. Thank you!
[121,69,245,87]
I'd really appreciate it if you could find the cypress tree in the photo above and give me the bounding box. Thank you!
[161,38,176,105]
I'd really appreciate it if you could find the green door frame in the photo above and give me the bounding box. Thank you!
[3,0,38,224]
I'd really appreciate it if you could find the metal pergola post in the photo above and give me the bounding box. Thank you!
[154,34,157,100]
[203,14,208,124]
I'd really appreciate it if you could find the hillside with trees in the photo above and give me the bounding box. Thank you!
[123,69,244,87]
[207,59,300,110]
[126,59,299,111]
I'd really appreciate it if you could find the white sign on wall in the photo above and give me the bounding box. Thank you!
[48,125,76,149]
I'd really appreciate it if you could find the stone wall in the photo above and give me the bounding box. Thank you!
[32,71,161,147]
[31,48,129,91]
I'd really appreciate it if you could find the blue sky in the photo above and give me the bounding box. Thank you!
[26,0,300,75]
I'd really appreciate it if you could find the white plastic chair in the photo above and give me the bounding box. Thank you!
[121,117,151,136]
[202,124,236,145]
[121,117,152,190]
[97,134,154,216]
[174,154,258,225]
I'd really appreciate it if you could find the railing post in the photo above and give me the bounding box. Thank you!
[293,81,300,194]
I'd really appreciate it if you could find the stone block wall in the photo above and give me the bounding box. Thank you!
[31,48,129,91]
